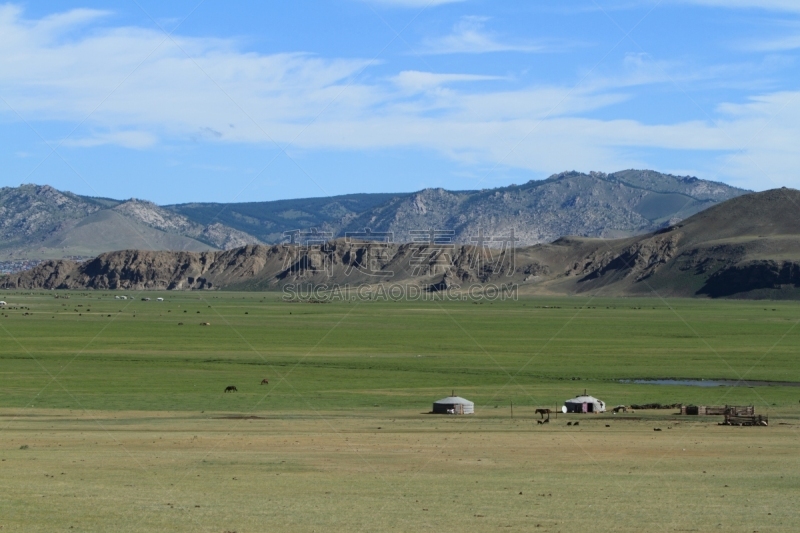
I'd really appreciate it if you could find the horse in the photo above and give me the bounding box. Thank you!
[260,379,269,385]
[535,408,551,419]
[224,385,237,393]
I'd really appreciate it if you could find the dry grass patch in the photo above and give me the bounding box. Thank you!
[1,409,798,532]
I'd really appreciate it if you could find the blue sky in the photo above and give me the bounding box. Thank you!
[1,0,799,204]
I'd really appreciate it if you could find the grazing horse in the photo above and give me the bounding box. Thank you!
[224,385,237,393]
[535,408,551,419]
[260,379,269,385]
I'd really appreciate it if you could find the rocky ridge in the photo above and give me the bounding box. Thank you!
[0,185,262,260]
[5,187,800,299]
[168,169,748,246]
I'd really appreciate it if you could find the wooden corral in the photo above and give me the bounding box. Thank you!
[680,404,765,425]
[722,414,768,426]
[681,404,752,415]
[725,405,755,416]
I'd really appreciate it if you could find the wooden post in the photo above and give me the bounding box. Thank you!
[511,401,513,419]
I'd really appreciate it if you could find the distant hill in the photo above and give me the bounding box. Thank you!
[0,185,262,260]
[0,170,746,261]
[165,192,400,245]
[167,170,747,245]
[5,188,800,299]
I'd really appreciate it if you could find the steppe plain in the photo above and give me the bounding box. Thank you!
[1,291,798,532]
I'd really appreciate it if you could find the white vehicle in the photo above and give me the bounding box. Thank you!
[156,297,164,302]
[0,301,6,307]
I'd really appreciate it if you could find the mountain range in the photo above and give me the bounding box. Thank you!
[4,187,800,299]
[168,169,746,244]
[0,170,746,263]
[0,185,259,261]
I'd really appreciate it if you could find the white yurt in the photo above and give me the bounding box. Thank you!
[433,395,475,415]
[563,393,606,413]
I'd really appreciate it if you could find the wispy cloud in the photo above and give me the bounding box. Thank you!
[61,131,157,149]
[417,16,546,54]
[28,6,111,35]
[742,32,800,52]
[677,0,800,12]
[391,70,506,92]
[1,5,799,190]
[363,0,464,7]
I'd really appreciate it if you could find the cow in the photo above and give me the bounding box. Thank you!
[224,385,237,393]
[567,422,572,426]
[535,408,551,419]
[260,379,269,385]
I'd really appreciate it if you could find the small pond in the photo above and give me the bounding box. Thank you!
[618,379,800,388]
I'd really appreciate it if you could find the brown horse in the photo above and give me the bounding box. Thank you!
[535,408,551,419]
[224,385,237,393]
[260,379,269,385]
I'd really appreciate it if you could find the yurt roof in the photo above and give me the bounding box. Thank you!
[565,395,603,403]
[434,396,474,405]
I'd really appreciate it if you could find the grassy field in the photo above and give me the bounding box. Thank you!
[1,291,799,531]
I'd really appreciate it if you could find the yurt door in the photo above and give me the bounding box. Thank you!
[582,402,588,413]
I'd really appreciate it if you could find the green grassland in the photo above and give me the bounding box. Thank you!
[1,292,799,411]
[1,291,799,532]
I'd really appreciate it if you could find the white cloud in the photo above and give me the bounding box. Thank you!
[417,16,545,54]
[1,5,800,190]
